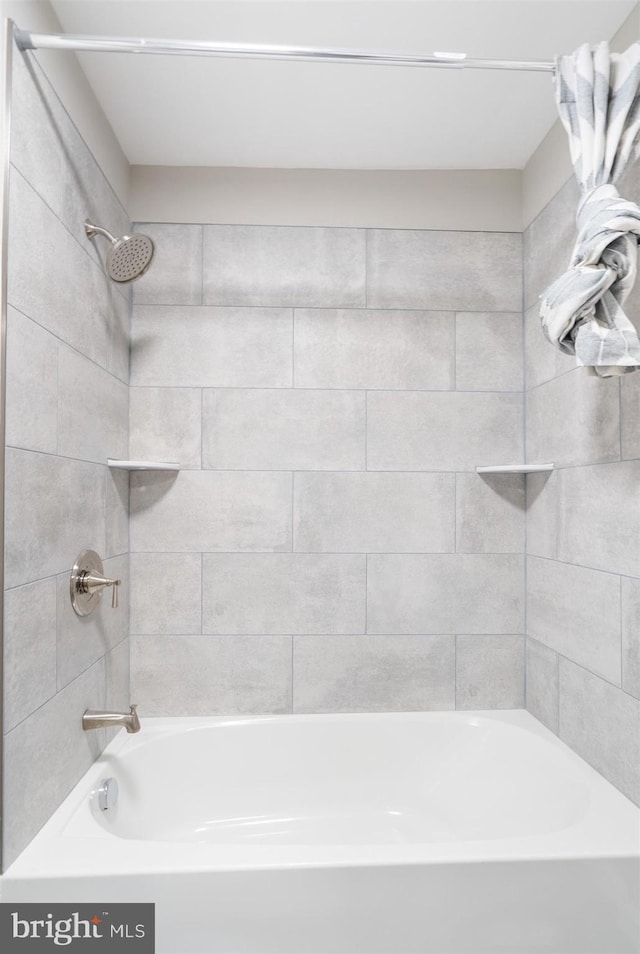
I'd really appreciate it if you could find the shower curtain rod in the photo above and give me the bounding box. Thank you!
[13,27,555,73]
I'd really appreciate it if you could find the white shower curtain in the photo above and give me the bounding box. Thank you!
[539,41,640,376]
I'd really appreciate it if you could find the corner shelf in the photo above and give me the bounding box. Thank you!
[107,459,181,472]
[475,463,554,474]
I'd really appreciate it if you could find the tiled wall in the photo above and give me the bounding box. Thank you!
[129,223,526,715]
[2,50,130,867]
[524,165,640,805]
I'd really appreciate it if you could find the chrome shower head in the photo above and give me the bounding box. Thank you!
[84,220,155,283]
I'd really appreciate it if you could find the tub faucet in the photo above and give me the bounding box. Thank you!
[82,705,140,734]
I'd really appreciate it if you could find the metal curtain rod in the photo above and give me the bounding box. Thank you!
[13,27,555,73]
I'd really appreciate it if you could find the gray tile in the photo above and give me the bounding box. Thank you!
[11,51,130,264]
[57,345,128,463]
[106,286,131,385]
[132,224,203,305]
[526,370,620,468]
[559,658,640,804]
[129,387,201,469]
[5,450,105,588]
[4,578,57,732]
[456,473,525,553]
[294,309,454,390]
[3,659,106,868]
[525,303,557,391]
[525,470,558,560]
[105,468,129,559]
[455,312,523,391]
[5,306,58,454]
[557,461,640,577]
[202,554,366,634]
[455,635,524,709]
[294,472,454,553]
[367,229,522,311]
[526,638,559,734]
[130,552,202,635]
[8,169,113,371]
[202,389,365,470]
[621,371,640,460]
[203,225,366,307]
[106,637,131,713]
[56,554,129,690]
[130,470,292,552]
[524,177,580,311]
[130,305,292,387]
[293,635,455,713]
[367,391,523,471]
[367,554,524,635]
[526,556,621,685]
[131,635,292,716]
[622,577,640,700]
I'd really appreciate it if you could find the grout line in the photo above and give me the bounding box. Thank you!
[291,310,295,387]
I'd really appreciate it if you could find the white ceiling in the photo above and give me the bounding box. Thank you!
[47,0,638,170]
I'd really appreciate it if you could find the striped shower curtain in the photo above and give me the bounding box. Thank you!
[539,41,640,376]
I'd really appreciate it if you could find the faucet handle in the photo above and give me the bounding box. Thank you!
[111,578,121,609]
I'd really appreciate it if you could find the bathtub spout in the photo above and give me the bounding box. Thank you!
[83,705,140,734]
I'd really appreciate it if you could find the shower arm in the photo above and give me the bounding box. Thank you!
[84,221,117,244]
[13,28,555,74]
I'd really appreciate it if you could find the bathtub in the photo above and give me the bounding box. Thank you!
[1,710,639,954]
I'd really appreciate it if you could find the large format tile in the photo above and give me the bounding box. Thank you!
[130,306,292,387]
[131,635,292,715]
[294,472,455,552]
[525,638,559,734]
[526,370,620,468]
[525,470,558,560]
[293,635,455,712]
[456,473,525,553]
[202,554,366,634]
[8,169,112,371]
[294,309,454,390]
[455,313,523,392]
[455,635,524,709]
[4,578,57,732]
[367,554,524,635]
[622,577,640,700]
[203,225,366,307]
[57,344,128,463]
[11,50,130,263]
[132,224,203,305]
[56,554,129,690]
[105,468,129,559]
[523,177,580,311]
[3,660,106,868]
[525,303,557,391]
[106,637,131,713]
[620,371,640,460]
[526,556,621,684]
[367,229,522,311]
[130,470,292,552]
[130,552,202,635]
[5,450,105,588]
[129,387,201,469]
[5,307,58,454]
[559,658,640,805]
[556,461,640,577]
[202,389,365,470]
[367,391,523,471]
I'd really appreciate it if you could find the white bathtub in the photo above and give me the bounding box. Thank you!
[1,710,639,953]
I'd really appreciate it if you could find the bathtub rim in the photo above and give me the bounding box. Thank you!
[2,708,639,881]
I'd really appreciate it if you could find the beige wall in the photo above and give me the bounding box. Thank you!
[130,166,522,232]
[0,0,129,206]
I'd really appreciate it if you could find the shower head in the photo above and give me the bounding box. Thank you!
[84,220,155,283]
